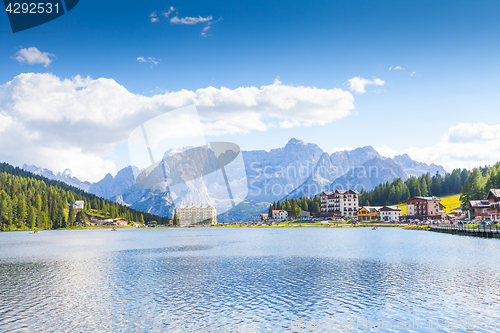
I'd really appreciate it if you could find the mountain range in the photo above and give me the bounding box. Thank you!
[22,164,92,192]
[22,139,447,221]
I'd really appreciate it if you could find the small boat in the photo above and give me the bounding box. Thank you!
[31,230,39,234]
[372,227,377,230]
[111,228,117,231]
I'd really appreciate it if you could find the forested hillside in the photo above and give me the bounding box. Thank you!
[0,163,169,231]
[460,162,500,210]
[359,168,470,206]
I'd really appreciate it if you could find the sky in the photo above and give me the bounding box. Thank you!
[1,0,500,182]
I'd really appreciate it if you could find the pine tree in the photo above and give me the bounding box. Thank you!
[301,199,308,211]
[461,168,487,211]
[420,177,428,197]
[35,194,42,211]
[388,185,397,204]
[27,207,36,230]
[68,204,76,227]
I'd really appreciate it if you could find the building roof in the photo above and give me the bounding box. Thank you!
[405,196,441,203]
[487,189,500,200]
[321,189,360,196]
[358,206,383,212]
[177,206,216,209]
[470,200,491,208]
[380,206,401,212]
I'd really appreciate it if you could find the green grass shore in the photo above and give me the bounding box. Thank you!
[216,220,409,228]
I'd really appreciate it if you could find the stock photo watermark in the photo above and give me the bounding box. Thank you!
[3,0,79,32]
[247,161,383,198]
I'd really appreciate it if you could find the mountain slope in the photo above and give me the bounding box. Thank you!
[327,157,409,192]
[22,164,92,192]
[0,162,169,231]
[394,154,447,177]
[88,166,139,199]
[286,146,383,198]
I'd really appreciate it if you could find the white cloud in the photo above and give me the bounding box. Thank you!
[150,12,159,23]
[13,47,55,67]
[162,6,176,18]
[170,15,212,25]
[389,66,404,70]
[150,7,220,36]
[375,145,399,158]
[279,119,301,129]
[383,123,500,172]
[411,71,416,76]
[201,17,222,37]
[347,76,385,94]
[0,73,355,181]
[137,56,159,65]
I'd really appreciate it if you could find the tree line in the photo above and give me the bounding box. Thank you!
[0,162,169,231]
[460,162,500,210]
[359,168,470,206]
[268,195,321,218]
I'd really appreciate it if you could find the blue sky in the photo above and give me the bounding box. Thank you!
[1,0,500,181]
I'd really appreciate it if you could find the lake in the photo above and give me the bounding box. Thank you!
[1,227,500,332]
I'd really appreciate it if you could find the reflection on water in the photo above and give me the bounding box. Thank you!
[1,228,500,332]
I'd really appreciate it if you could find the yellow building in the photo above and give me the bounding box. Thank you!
[175,206,217,226]
[357,206,382,222]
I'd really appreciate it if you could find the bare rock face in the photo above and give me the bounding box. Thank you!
[88,166,139,199]
[394,154,447,177]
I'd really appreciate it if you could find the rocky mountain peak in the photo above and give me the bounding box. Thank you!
[286,138,304,146]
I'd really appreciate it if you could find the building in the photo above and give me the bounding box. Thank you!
[300,210,311,219]
[379,206,402,222]
[470,200,491,219]
[320,190,359,218]
[469,189,500,220]
[452,207,467,218]
[260,213,269,221]
[357,206,383,221]
[272,210,288,220]
[73,200,84,210]
[113,218,128,226]
[175,206,217,226]
[405,196,445,220]
[487,189,500,220]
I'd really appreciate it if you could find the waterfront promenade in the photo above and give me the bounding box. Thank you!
[430,224,500,238]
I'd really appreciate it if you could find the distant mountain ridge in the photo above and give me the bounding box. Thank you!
[393,154,446,177]
[22,164,92,192]
[21,139,448,221]
[88,166,139,200]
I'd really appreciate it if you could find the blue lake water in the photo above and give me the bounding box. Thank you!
[1,227,500,332]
